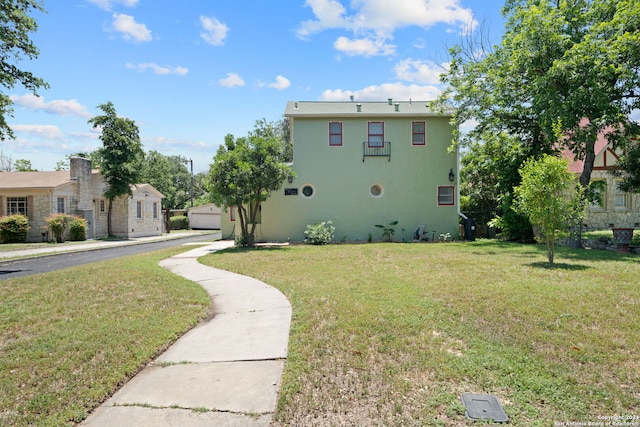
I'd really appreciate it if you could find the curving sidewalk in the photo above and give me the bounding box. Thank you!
[81,240,292,426]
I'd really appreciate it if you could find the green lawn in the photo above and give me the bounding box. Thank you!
[200,240,640,426]
[0,247,210,427]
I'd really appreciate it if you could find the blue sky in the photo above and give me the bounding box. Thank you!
[4,0,505,173]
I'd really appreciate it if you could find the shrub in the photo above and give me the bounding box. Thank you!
[375,220,399,242]
[0,215,30,243]
[69,216,87,241]
[170,215,189,230]
[304,220,335,245]
[46,214,68,243]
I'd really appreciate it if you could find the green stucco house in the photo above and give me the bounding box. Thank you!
[221,100,461,243]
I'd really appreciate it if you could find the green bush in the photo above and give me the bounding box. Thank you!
[304,220,335,245]
[631,232,640,246]
[169,215,189,230]
[0,215,30,243]
[69,216,87,241]
[46,214,68,243]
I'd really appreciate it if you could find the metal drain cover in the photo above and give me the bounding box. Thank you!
[460,393,509,423]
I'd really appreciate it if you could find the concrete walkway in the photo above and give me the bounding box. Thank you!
[81,240,292,426]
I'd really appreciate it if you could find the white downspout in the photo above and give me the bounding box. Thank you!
[456,143,467,221]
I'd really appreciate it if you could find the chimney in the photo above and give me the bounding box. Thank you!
[70,157,93,210]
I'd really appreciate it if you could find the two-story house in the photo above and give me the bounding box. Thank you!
[221,100,460,243]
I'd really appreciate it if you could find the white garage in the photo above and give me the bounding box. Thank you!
[187,204,221,230]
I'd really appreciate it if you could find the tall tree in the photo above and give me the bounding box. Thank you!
[438,0,640,197]
[0,0,49,141]
[207,121,292,247]
[612,138,640,193]
[139,151,193,209]
[0,148,12,170]
[13,158,34,171]
[88,102,143,237]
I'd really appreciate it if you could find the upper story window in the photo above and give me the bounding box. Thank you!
[368,121,384,148]
[57,197,65,213]
[412,121,426,145]
[329,121,342,146]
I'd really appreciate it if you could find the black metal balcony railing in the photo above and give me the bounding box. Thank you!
[362,141,391,162]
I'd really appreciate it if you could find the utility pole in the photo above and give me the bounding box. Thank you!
[187,158,194,207]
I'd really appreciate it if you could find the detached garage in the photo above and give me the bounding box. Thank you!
[187,204,221,230]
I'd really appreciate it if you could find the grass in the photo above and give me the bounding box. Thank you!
[199,240,640,426]
[0,246,210,427]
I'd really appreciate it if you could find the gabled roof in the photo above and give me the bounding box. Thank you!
[565,124,624,173]
[284,100,451,118]
[0,170,82,190]
[132,183,164,199]
[565,136,610,173]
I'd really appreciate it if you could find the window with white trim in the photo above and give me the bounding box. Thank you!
[136,201,143,219]
[57,197,65,213]
[153,202,158,219]
[615,181,630,209]
[7,197,27,216]
[589,180,606,209]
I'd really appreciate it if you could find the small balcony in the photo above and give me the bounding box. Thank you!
[362,141,391,162]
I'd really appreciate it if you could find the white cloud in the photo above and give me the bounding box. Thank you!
[218,72,245,88]
[267,75,291,90]
[10,94,92,118]
[296,0,350,39]
[334,35,395,57]
[87,0,139,11]
[320,82,441,102]
[10,124,64,139]
[112,13,152,43]
[297,0,477,56]
[126,62,188,75]
[200,16,229,46]
[394,59,448,85]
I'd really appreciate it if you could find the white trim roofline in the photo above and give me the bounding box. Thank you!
[284,100,453,118]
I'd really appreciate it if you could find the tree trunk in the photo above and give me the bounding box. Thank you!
[107,198,114,237]
[569,136,597,249]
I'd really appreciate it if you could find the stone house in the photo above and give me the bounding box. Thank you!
[0,157,164,242]
[568,136,640,230]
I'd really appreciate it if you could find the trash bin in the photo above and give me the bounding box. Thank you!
[464,218,476,241]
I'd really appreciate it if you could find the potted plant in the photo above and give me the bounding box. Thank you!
[629,232,640,254]
[611,227,635,253]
